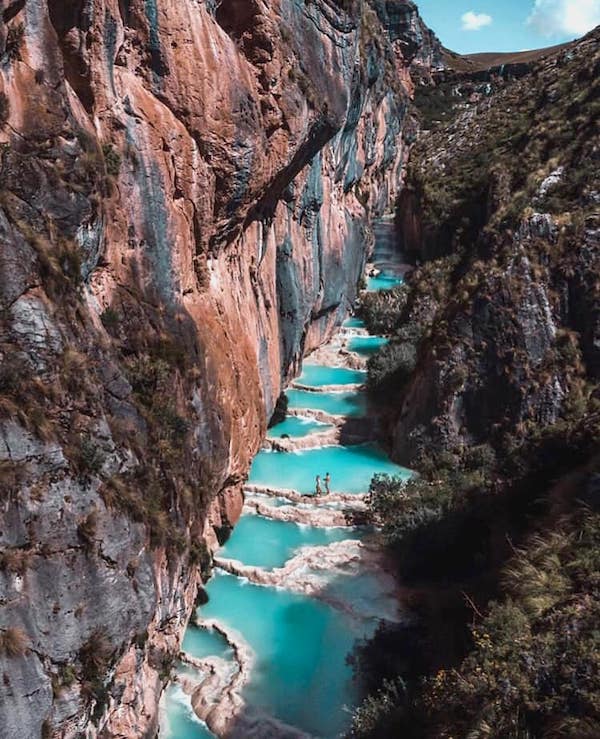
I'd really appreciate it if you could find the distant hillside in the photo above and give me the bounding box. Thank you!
[442,41,572,73]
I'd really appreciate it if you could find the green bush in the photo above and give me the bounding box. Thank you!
[361,285,409,335]
[100,307,120,330]
[424,515,600,738]
[367,474,454,544]
[367,340,417,398]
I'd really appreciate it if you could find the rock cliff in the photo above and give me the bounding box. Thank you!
[0,1,441,736]
[391,28,599,461]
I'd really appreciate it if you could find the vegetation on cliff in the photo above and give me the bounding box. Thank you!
[352,27,600,739]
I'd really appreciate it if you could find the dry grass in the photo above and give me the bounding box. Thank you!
[442,41,571,73]
[0,627,29,657]
[0,548,32,574]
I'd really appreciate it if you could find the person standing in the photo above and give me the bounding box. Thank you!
[324,472,331,495]
[315,475,323,496]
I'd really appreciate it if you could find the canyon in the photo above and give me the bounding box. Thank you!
[0,1,441,736]
[1,0,598,737]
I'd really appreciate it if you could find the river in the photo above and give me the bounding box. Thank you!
[160,218,410,738]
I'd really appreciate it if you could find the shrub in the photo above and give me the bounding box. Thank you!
[361,284,409,335]
[351,679,409,738]
[0,548,31,574]
[367,340,417,398]
[79,630,113,685]
[74,436,105,477]
[100,307,120,330]
[189,539,212,580]
[367,474,454,545]
[5,24,25,62]
[0,92,9,129]
[52,664,77,696]
[77,511,98,551]
[0,627,29,657]
[102,144,121,177]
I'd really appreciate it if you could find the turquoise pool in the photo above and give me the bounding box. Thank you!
[198,571,369,738]
[267,415,331,439]
[161,682,214,738]
[182,623,233,661]
[343,316,366,329]
[248,444,412,495]
[219,513,362,569]
[347,335,389,357]
[297,364,366,388]
[286,388,367,417]
[366,273,404,292]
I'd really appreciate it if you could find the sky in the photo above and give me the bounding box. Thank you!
[415,0,600,54]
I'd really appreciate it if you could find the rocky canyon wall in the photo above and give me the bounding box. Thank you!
[390,29,599,461]
[0,1,441,736]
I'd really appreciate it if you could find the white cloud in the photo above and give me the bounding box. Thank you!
[461,11,493,31]
[527,0,600,37]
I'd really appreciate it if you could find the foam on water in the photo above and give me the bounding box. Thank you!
[267,415,331,439]
[161,682,214,739]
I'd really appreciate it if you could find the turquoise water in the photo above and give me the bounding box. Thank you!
[366,273,404,292]
[343,316,366,329]
[347,335,389,357]
[199,571,367,738]
[161,682,214,738]
[182,624,233,661]
[286,388,366,417]
[248,444,412,495]
[165,300,413,737]
[219,513,362,569]
[267,415,330,439]
[297,364,366,388]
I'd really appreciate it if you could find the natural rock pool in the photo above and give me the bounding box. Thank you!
[366,272,404,292]
[347,335,389,357]
[295,364,367,388]
[342,316,366,329]
[218,513,363,569]
[267,415,332,439]
[286,388,367,417]
[192,571,368,738]
[248,444,411,496]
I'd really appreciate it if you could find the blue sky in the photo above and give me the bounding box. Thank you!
[416,0,600,54]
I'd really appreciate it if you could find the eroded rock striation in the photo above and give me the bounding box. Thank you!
[0,1,441,735]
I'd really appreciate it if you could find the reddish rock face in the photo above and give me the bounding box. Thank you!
[0,1,440,735]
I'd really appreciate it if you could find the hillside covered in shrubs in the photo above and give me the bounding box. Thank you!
[352,26,600,739]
